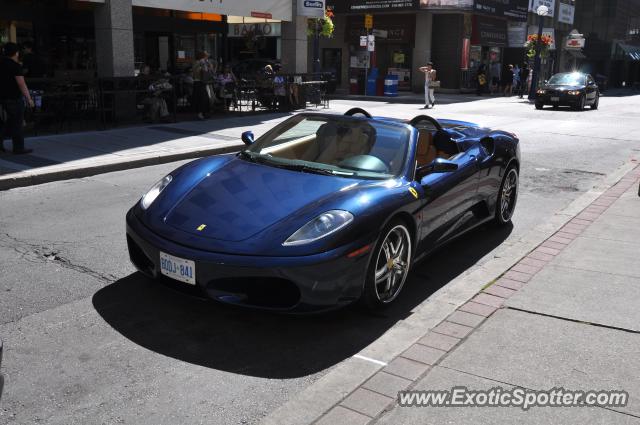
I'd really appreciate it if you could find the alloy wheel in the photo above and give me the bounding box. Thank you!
[500,168,519,222]
[374,225,412,304]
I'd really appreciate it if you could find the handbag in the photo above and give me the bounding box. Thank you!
[430,80,441,88]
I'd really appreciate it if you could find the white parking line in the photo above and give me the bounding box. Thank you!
[353,354,388,366]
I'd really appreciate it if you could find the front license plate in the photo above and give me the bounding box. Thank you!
[551,96,560,102]
[159,252,196,285]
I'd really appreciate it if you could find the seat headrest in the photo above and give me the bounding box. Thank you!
[433,129,458,156]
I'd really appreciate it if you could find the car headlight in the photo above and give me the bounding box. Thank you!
[283,210,354,246]
[567,90,581,96]
[140,174,172,210]
[537,89,546,94]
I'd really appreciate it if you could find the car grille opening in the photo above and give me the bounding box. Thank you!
[127,234,154,275]
[206,277,301,310]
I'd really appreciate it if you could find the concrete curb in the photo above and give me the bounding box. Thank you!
[0,143,244,191]
[260,159,639,425]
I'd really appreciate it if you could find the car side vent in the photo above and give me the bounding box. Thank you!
[480,136,495,156]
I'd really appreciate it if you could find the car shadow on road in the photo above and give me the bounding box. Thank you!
[92,223,512,379]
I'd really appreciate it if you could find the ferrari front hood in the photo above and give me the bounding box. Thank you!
[164,158,355,242]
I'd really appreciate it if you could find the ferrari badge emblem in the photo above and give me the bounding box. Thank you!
[409,187,419,199]
[196,224,207,231]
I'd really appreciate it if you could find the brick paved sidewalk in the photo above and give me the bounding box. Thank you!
[314,163,640,425]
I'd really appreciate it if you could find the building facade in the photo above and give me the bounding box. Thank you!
[0,0,309,78]
[574,0,640,87]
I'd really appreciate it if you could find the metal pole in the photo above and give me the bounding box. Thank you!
[313,19,320,74]
[528,14,545,100]
[364,28,369,96]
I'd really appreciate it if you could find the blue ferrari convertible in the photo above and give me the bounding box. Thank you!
[126,108,520,312]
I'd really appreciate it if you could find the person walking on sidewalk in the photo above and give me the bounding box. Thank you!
[0,43,34,155]
[518,63,530,98]
[419,62,437,109]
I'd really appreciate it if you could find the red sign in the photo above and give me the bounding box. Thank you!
[251,11,273,18]
[461,38,470,69]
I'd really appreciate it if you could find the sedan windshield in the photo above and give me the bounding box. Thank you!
[243,115,411,179]
[548,73,585,86]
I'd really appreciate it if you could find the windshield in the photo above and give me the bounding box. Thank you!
[243,115,411,179]
[548,73,585,86]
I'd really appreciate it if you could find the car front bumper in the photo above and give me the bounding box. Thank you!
[126,209,375,312]
[536,92,583,106]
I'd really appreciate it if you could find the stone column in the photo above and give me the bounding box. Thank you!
[413,11,433,92]
[281,0,309,74]
[94,0,134,78]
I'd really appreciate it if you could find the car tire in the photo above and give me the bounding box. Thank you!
[591,93,599,110]
[494,165,519,226]
[361,219,413,311]
[573,95,585,111]
[535,102,544,110]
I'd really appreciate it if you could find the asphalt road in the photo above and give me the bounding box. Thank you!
[1,92,639,424]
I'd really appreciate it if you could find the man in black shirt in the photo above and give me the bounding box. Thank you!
[0,43,34,154]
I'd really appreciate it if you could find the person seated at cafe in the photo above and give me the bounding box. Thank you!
[139,64,172,123]
[217,65,237,111]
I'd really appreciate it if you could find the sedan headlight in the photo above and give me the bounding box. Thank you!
[283,210,354,246]
[140,174,172,210]
[537,89,546,94]
[567,90,582,96]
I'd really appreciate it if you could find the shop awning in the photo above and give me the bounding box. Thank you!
[616,43,640,61]
[132,0,292,21]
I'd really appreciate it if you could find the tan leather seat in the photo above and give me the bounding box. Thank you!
[416,130,437,166]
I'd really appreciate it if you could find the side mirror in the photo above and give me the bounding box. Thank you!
[241,131,255,146]
[416,158,458,180]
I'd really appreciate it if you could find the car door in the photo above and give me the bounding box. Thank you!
[586,75,597,102]
[416,145,481,251]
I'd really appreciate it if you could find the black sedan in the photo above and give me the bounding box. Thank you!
[535,72,600,111]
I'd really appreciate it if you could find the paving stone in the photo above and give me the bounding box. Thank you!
[472,293,505,308]
[432,321,474,339]
[458,301,497,317]
[316,406,371,425]
[402,344,447,365]
[362,371,413,398]
[541,240,567,250]
[446,310,485,328]
[383,357,431,381]
[554,231,578,240]
[547,235,573,245]
[518,257,548,268]
[483,285,516,299]
[570,218,593,225]
[575,212,600,221]
[494,277,525,291]
[510,263,541,275]
[534,246,562,256]
[341,388,393,418]
[503,270,533,283]
[527,251,554,262]
[417,331,461,351]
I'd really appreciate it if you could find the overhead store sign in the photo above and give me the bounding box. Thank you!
[132,0,292,21]
[472,16,507,47]
[474,0,528,22]
[328,0,419,13]
[420,0,473,10]
[558,2,574,24]
[298,0,325,18]
[529,0,555,17]
[228,23,282,37]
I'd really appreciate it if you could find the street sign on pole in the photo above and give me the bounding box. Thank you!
[367,34,375,52]
[364,14,373,29]
[360,36,367,47]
